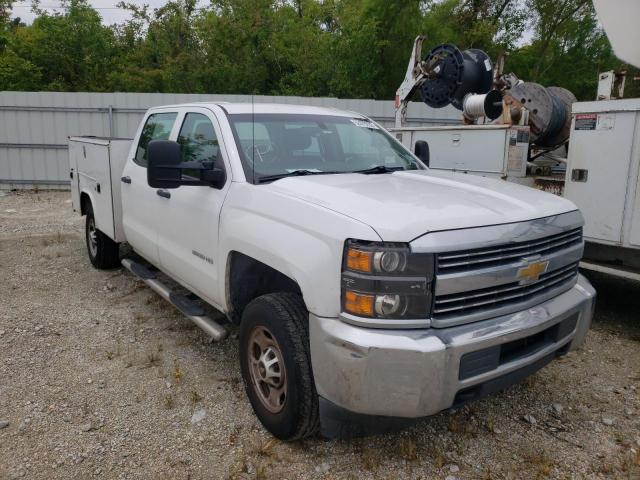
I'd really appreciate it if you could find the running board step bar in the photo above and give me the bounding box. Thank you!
[121,258,228,341]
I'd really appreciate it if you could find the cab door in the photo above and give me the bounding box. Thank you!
[121,110,180,265]
[154,108,231,307]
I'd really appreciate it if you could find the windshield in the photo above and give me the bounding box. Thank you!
[227,113,422,183]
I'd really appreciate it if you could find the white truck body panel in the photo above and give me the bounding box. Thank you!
[69,137,131,242]
[263,168,577,241]
[147,107,232,308]
[564,99,640,248]
[219,181,380,317]
[389,124,529,179]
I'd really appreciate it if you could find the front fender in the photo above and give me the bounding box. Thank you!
[218,183,380,317]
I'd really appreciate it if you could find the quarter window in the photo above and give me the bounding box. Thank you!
[134,112,178,167]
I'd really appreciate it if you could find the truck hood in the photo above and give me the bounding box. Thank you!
[265,170,578,241]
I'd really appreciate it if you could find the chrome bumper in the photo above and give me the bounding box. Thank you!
[309,274,595,418]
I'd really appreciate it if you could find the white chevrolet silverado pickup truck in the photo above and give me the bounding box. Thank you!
[69,102,595,440]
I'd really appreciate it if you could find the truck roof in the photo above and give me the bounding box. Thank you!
[148,102,364,118]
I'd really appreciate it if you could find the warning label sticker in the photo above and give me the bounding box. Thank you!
[509,127,530,145]
[574,113,597,130]
[596,113,615,130]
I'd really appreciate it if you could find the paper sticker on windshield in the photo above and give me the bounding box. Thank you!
[350,118,379,129]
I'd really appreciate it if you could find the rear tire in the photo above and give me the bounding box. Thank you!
[239,292,319,440]
[85,202,120,269]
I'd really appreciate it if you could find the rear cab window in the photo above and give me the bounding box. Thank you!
[134,112,178,167]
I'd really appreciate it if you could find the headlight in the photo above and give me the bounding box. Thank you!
[341,240,434,323]
[373,251,406,273]
[374,294,407,316]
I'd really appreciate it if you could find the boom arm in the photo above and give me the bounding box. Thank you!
[394,36,427,128]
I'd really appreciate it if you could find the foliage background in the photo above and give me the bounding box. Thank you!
[0,0,637,100]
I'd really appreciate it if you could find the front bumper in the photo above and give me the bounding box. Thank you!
[309,274,595,419]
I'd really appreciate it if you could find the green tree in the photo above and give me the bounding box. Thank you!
[328,0,424,98]
[0,0,631,101]
[0,49,42,89]
[1,0,13,53]
[9,0,115,91]
[0,0,11,26]
[507,0,618,100]
[420,0,527,59]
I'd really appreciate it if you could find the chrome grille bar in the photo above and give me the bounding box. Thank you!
[433,262,579,317]
[437,228,582,272]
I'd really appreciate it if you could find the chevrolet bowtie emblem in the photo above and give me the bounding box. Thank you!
[517,260,549,283]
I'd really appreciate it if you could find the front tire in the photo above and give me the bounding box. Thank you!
[85,202,120,269]
[239,293,319,440]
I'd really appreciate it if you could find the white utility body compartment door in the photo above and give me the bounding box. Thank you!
[564,104,637,245]
[68,137,131,242]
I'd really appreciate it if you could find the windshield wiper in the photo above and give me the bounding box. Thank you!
[257,169,341,184]
[353,165,405,175]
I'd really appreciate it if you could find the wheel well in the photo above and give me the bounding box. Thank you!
[80,192,91,215]
[226,252,302,323]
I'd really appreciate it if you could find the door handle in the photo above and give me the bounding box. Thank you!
[156,189,171,199]
[121,176,131,184]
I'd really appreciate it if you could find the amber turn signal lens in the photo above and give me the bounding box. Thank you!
[344,290,374,316]
[346,248,373,273]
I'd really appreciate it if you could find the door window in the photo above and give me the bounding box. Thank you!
[134,112,178,167]
[177,113,220,179]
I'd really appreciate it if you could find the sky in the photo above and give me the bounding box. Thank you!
[11,0,173,25]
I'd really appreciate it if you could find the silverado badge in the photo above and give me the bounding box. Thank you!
[517,260,549,284]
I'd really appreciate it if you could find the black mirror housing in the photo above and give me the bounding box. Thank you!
[148,140,182,189]
[147,139,226,189]
[201,167,226,189]
[414,140,430,167]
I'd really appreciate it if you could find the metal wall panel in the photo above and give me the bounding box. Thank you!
[0,91,461,189]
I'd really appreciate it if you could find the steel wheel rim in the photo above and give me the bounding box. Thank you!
[88,218,98,257]
[247,325,287,414]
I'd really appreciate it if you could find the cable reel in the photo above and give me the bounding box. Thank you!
[419,44,495,111]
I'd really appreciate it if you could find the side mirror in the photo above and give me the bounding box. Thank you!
[148,140,182,189]
[414,140,430,167]
[147,139,226,189]
[201,167,226,189]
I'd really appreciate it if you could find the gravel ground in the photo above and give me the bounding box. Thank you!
[0,190,639,480]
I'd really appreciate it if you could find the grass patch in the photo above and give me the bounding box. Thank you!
[524,449,553,479]
[398,437,418,462]
[40,231,65,247]
[189,390,202,404]
[173,362,183,382]
[145,351,162,368]
[359,443,382,472]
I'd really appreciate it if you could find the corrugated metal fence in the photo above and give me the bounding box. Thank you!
[0,91,461,189]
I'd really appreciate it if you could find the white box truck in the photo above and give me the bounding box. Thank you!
[69,102,595,440]
[564,99,640,279]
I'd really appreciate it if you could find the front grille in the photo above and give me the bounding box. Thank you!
[433,262,579,318]
[437,227,582,274]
